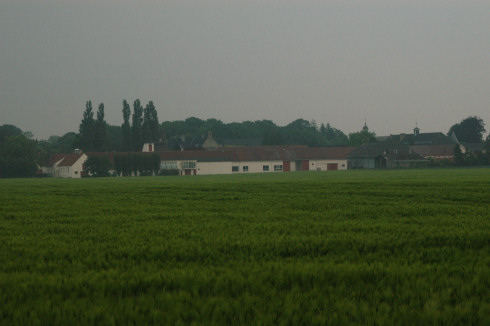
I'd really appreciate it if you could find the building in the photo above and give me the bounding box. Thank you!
[157,146,356,176]
[41,152,87,178]
[381,127,458,162]
[348,141,428,169]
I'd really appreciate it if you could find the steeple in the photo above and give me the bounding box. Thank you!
[413,122,420,136]
[362,121,369,132]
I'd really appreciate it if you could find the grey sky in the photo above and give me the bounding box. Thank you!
[1,0,489,140]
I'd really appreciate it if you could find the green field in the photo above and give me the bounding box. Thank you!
[1,169,489,325]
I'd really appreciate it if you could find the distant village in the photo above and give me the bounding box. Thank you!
[41,122,488,178]
[1,101,488,179]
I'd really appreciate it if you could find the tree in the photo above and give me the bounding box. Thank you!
[84,156,111,177]
[262,126,284,145]
[448,116,486,143]
[348,129,376,146]
[0,134,38,178]
[79,101,95,151]
[0,124,23,143]
[142,101,159,143]
[321,123,349,145]
[453,145,465,166]
[131,99,143,151]
[122,100,131,151]
[93,103,107,151]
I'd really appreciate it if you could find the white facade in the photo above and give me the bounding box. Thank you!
[160,159,349,176]
[309,159,348,171]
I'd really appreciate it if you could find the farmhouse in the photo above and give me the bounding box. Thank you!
[348,141,428,169]
[381,127,458,162]
[41,152,87,178]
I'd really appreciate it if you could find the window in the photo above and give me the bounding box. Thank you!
[181,161,196,169]
[232,166,239,172]
[243,166,248,172]
[342,164,345,168]
[274,165,283,171]
[263,165,269,171]
[160,161,177,169]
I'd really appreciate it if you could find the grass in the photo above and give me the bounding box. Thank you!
[0,168,489,325]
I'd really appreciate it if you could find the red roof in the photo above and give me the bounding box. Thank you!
[57,153,85,166]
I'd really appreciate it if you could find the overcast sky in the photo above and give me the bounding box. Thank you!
[1,0,489,140]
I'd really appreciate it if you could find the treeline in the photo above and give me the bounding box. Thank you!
[113,153,161,177]
[162,117,353,147]
[79,99,160,152]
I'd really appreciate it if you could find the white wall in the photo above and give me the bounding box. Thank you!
[196,161,233,175]
[195,160,285,175]
[309,159,348,171]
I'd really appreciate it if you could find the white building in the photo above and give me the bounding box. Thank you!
[157,146,355,176]
[47,153,88,178]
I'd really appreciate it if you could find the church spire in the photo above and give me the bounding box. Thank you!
[362,120,369,132]
[413,122,420,136]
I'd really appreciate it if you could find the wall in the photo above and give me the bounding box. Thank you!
[309,159,348,171]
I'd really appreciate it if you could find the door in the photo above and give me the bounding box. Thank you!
[327,163,338,170]
[283,161,291,172]
[302,160,309,171]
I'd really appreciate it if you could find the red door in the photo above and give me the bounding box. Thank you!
[283,161,290,172]
[302,160,309,171]
[327,163,338,170]
[185,170,191,175]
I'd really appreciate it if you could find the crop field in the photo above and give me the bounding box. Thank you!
[0,168,489,325]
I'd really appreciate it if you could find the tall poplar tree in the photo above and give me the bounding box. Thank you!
[131,99,143,151]
[142,101,159,143]
[94,103,107,151]
[79,101,95,151]
[122,100,131,151]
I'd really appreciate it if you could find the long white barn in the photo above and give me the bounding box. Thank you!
[156,146,355,176]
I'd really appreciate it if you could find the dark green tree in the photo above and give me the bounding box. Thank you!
[262,126,284,145]
[321,123,349,145]
[131,99,143,151]
[84,156,112,177]
[453,145,465,166]
[79,101,95,151]
[94,103,107,151]
[122,100,131,151]
[142,101,159,143]
[348,124,376,146]
[0,134,38,178]
[448,116,486,143]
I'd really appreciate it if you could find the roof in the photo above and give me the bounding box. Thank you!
[57,153,85,166]
[220,138,263,147]
[44,153,67,167]
[347,142,426,161]
[462,142,485,152]
[155,146,355,162]
[387,132,455,146]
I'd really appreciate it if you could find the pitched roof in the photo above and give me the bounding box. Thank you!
[347,142,426,161]
[388,132,455,145]
[44,153,67,167]
[154,146,355,162]
[57,153,85,166]
[221,138,263,147]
